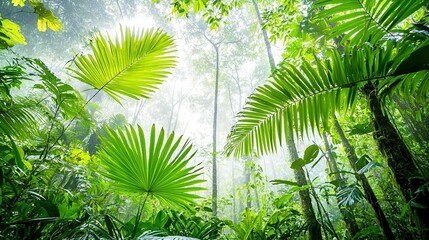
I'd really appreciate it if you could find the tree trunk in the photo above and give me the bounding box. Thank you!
[211,45,219,216]
[322,132,360,237]
[245,159,252,209]
[364,83,429,238]
[288,130,322,240]
[251,0,275,68]
[334,116,396,239]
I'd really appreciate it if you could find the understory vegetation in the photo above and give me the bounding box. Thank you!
[1,0,429,239]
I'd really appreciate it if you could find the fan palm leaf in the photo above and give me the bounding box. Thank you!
[68,26,176,104]
[225,42,429,157]
[313,0,429,44]
[98,125,205,208]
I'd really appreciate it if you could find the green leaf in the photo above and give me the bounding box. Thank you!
[357,161,382,175]
[0,18,27,48]
[290,158,305,170]
[303,144,319,164]
[270,179,299,186]
[69,26,177,104]
[347,123,374,135]
[29,1,62,32]
[12,0,25,7]
[314,0,428,44]
[27,58,88,120]
[98,124,205,209]
[355,155,371,172]
[337,184,364,206]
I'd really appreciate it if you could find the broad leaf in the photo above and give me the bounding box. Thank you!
[98,125,205,209]
[290,158,306,170]
[0,18,26,48]
[303,144,319,164]
[69,27,177,104]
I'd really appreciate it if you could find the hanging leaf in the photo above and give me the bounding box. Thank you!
[290,158,305,170]
[11,0,25,7]
[0,18,26,48]
[29,1,62,32]
[303,144,319,164]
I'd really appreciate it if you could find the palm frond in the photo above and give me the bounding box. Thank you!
[98,125,205,209]
[68,26,177,104]
[224,43,411,157]
[313,0,429,44]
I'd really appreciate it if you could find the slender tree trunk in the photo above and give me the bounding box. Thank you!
[245,159,252,209]
[251,0,275,68]
[364,83,429,238]
[334,116,396,239]
[252,0,322,238]
[288,131,322,240]
[322,132,360,237]
[211,45,219,216]
[232,160,237,223]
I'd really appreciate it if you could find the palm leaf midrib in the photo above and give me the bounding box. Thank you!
[356,0,392,37]
[227,68,395,154]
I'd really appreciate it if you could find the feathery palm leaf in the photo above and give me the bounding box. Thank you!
[225,42,429,157]
[68,27,176,104]
[98,125,205,208]
[313,0,429,44]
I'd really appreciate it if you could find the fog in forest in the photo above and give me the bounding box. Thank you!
[2,0,429,239]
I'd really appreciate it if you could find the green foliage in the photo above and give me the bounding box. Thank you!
[28,58,88,121]
[69,27,177,104]
[225,42,429,157]
[169,0,244,29]
[0,16,26,49]
[337,184,364,207]
[313,0,429,45]
[0,62,40,139]
[98,124,205,209]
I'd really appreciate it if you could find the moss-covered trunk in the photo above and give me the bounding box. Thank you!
[334,116,396,239]
[364,83,429,238]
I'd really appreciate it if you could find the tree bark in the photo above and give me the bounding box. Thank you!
[288,130,322,240]
[251,0,275,68]
[364,83,429,238]
[245,159,252,209]
[334,115,396,239]
[212,44,219,216]
[322,132,360,237]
